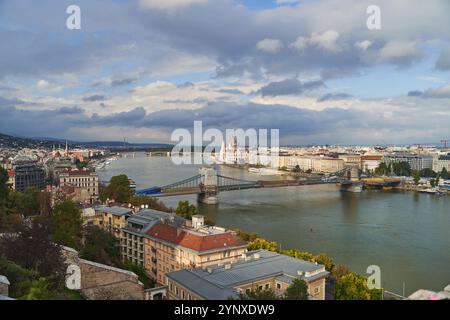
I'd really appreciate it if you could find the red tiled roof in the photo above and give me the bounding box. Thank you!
[146,223,247,252]
[361,155,382,160]
[62,169,93,176]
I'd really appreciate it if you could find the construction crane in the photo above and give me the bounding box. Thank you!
[441,140,449,148]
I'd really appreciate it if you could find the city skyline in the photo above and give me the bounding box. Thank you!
[0,0,450,145]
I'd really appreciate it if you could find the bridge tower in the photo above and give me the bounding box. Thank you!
[198,167,219,205]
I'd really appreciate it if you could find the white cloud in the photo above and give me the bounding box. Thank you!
[309,30,340,52]
[377,41,421,64]
[256,38,284,54]
[139,0,208,10]
[36,80,63,92]
[290,36,309,51]
[355,40,372,51]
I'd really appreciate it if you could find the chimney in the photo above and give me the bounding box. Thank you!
[0,275,10,297]
[224,264,232,270]
[207,267,213,274]
[192,215,205,230]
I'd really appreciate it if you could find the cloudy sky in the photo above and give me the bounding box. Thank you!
[0,0,449,145]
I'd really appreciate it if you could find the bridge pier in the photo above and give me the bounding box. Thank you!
[198,192,219,205]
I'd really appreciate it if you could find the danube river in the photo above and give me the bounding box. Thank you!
[99,153,450,295]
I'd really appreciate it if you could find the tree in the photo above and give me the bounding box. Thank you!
[281,249,314,262]
[292,165,301,173]
[100,174,134,203]
[129,195,170,212]
[441,167,450,180]
[413,171,421,185]
[235,288,278,300]
[17,187,40,217]
[122,261,155,289]
[313,253,335,272]
[335,272,382,300]
[0,221,67,284]
[284,278,309,300]
[80,226,121,267]
[420,168,437,178]
[175,201,198,220]
[375,162,389,176]
[50,200,82,249]
[248,238,278,252]
[332,264,352,279]
[233,229,259,242]
[0,167,10,202]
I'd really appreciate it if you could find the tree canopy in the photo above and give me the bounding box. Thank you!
[284,278,309,300]
[335,272,382,300]
[100,174,134,203]
[175,200,198,220]
[50,200,82,249]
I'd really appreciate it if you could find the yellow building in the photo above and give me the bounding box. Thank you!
[96,206,133,239]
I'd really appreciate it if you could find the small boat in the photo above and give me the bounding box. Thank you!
[418,188,438,194]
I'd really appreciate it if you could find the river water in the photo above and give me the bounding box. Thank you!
[99,153,450,295]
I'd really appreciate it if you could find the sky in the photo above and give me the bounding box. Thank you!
[0,0,450,145]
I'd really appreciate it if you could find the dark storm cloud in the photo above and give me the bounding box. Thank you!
[257,79,325,97]
[83,95,107,102]
[318,93,353,102]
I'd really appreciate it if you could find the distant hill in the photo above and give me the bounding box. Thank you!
[0,132,173,150]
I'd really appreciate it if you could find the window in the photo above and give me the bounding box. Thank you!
[314,286,320,294]
[258,285,263,291]
[276,283,281,290]
[265,284,270,290]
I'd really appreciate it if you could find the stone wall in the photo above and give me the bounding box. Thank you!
[61,246,144,300]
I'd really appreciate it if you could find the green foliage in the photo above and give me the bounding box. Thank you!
[80,226,121,267]
[375,162,389,176]
[175,201,198,220]
[284,278,309,300]
[233,228,259,242]
[15,187,40,217]
[280,166,288,172]
[281,249,314,262]
[0,167,10,202]
[122,261,155,289]
[0,255,37,298]
[413,171,421,185]
[292,165,301,173]
[50,200,82,249]
[420,168,437,178]
[332,264,352,279]
[441,167,450,180]
[235,288,278,300]
[100,174,134,203]
[19,277,84,300]
[392,162,411,177]
[335,272,382,300]
[313,253,335,272]
[129,195,170,212]
[248,238,278,252]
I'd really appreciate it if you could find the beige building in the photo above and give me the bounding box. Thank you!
[312,157,345,173]
[59,168,99,204]
[166,250,329,300]
[145,215,248,285]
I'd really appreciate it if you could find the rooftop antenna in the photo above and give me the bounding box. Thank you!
[441,139,449,148]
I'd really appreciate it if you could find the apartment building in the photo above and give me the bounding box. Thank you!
[120,210,184,267]
[311,157,345,173]
[383,154,433,171]
[59,168,99,204]
[145,215,248,285]
[433,155,450,172]
[96,205,133,238]
[166,250,329,300]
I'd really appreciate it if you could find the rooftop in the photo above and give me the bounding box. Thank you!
[146,223,247,253]
[166,250,329,300]
[95,205,133,217]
